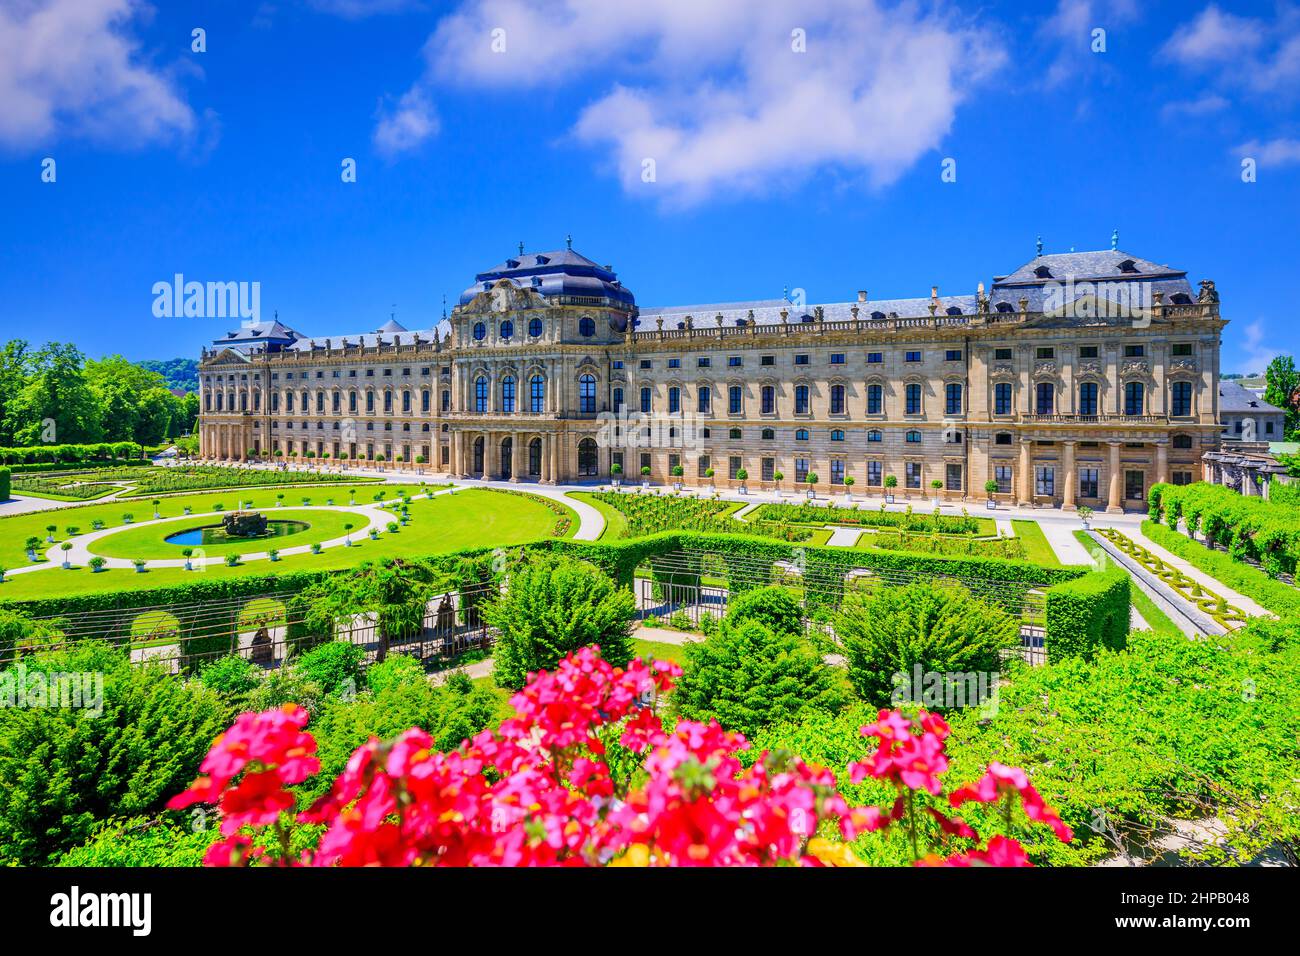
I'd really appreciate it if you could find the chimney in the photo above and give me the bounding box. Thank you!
[857,290,868,303]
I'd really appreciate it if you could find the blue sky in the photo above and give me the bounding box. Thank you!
[1,0,1298,373]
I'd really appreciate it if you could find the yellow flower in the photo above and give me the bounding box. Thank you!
[806,838,867,867]
[609,844,652,867]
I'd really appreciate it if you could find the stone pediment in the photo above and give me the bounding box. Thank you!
[206,348,251,366]
[461,279,549,315]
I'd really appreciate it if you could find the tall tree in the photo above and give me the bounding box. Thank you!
[84,355,169,443]
[9,343,100,445]
[301,559,439,663]
[1264,355,1300,441]
[0,341,30,446]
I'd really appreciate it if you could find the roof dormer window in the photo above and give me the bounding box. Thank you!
[1117,259,1138,273]
[995,302,1015,313]
[535,255,550,265]
[1170,293,1192,304]
[506,259,519,268]
[945,306,963,315]
[1033,265,1052,279]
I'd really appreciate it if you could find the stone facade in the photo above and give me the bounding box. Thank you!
[198,245,1227,512]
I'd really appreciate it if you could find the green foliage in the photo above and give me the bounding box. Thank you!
[485,553,636,690]
[55,815,212,867]
[365,653,427,694]
[300,559,440,663]
[0,466,9,501]
[0,643,226,865]
[1263,354,1299,440]
[0,606,63,663]
[837,582,1019,706]
[724,585,805,638]
[294,641,365,695]
[753,501,984,535]
[1149,481,1300,578]
[197,654,263,707]
[673,619,848,737]
[1043,568,1130,662]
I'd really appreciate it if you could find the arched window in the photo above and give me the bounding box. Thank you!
[475,376,488,413]
[905,383,922,415]
[1124,381,1144,416]
[402,390,411,413]
[640,386,652,413]
[867,429,882,442]
[795,385,810,414]
[1172,433,1194,449]
[761,384,775,414]
[528,317,543,338]
[830,429,845,441]
[795,428,809,441]
[366,391,375,413]
[728,385,743,414]
[1035,382,1054,415]
[529,437,542,475]
[612,386,623,413]
[579,374,597,413]
[421,390,430,413]
[867,384,883,415]
[349,391,357,413]
[499,320,514,340]
[579,317,596,337]
[530,375,545,413]
[1079,381,1098,416]
[945,383,962,415]
[729,427,742,439]
[668,386,681,413]
[830,384,845,414]
[1171,381,1193,417]
[698,386,711,413]
[906,430,922,443]
[761,428,775,440]
[472,436,485,473]
[501,375,516,413]
[578,437,598,476]
[473,322,486,341]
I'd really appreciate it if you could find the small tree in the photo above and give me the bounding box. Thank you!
[931,479,944,493]
[773,470,784,490]
[725,585,804,638]
[673,619,847,738]
[343,523,354,546]
[736,468,749,483]
[301,559,438,664]
[59,542,73,569]
[844,476,856,494]
[181,547,194,571]
[641,465,652,479]
[45,525,56,543]
[88,556,106,573]
[671,464,684,479]
[152,499,162,518]
[984,479,1000,498]
[484,554,636,690]
[705,467,716,483]
[610,463,623,479]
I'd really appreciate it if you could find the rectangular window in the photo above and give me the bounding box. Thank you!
[761,457,775,481]
[945,383,963,415]
[795,354,810,366]
[867,461,882,486]
[640,360,652,369]
[795,458,809,483]
[1125,470,1145,501]
[760,355,774,366]
[994,348,1013,360]
[1171,343,1193,356]
[1036,347,1055,360]
[945,349,962,361]
[1079,345,1099,358]
[640,453,651,473]
[612,360,624,369]
[729,386,743,414]
[698,455,711,478]
[1170,381,1192,417]
[729,456,742,480]
[668,358,681,369]
[728,356,742,367]
[905,384,922,415]
[905,350,922,363]
[995,465,1013,494]
[1172,471,1193,486]
[1079,468,1099,499]
[830,353,845,365]
[945,463,962,491]
[668,453,680,474]
[1125,345,1145,357]
[867,352,883,364]
[698,357,711,368]
[1035,466,1055,497]
[905,462,922,489]
[994,382,1012,416]
[830,460,845,485]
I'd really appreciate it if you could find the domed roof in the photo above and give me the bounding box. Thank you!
[458,246,635,310]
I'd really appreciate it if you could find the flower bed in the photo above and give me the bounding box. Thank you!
[753,502,987,536]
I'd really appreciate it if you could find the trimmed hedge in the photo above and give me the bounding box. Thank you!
[0,467,8,502]
[1149,481,1300,578]
[1043,567,1130,662]
[0,442,143,466]
[1142,520,1300,618]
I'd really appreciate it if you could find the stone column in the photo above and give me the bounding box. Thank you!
[1016,438,1032,507]
[509,432,521,482]
[1155,440,1169,486]
[1106,441,1124,513]
[540,433,551,483]
[1061,440,1077,511]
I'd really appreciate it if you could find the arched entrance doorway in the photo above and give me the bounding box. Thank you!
[472,436,485,475]
[578,437,598,477]
[500,437,513,479]
[528,437,542,477]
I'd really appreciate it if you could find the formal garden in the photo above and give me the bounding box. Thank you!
[0,472,1297,868]
[7,463,385,501]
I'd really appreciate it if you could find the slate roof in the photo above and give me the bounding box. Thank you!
[459,247,635,309]
[1220,382,1285,414]
[993,249,1184,284]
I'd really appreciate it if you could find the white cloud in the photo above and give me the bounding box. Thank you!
[1160,4,1265,65]
[384,0,1005,205]
[1160,93,1230,119]
[0,0,196,150]
[1237,137,1300,167]
[1236,319,1282,376]
[373,86,439,157]
[1038,0,1141,88]
[1161,4,1300,97]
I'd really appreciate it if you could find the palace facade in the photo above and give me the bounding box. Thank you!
[198,243,1226,512]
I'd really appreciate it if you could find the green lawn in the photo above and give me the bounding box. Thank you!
[568,491,628,540]
[632,637,690,665]
[86,509,359,560]
[1010,519,1063,567]
[0,488,574,602]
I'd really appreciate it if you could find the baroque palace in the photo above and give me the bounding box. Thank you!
[198,241,1226,512]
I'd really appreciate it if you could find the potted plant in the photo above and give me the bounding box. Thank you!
[736,468,749,495]
[1078,505,1094,530]
[843,475,855,501]
[984,479,1000,509]
[343,522,354,546]
[805,473,818,499]
[705,467,716,492]
[182,505,192,515]
[884,474,897,504]
[269,548,280,562]
[368,528,379,541]
[773,470,784,496]
[276,493,285,507]
[25,536,40,561]
[225,553,240,567]
[349,488,357,505]
[641,464,651,488]
[45,524,56,543]
[311,542,323,554]
[152,499,162,519]
[670,464,684,491]
[181,547,195,571]
[930,479,944,508]
[132,557,146,574]
[0,566,6,583]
